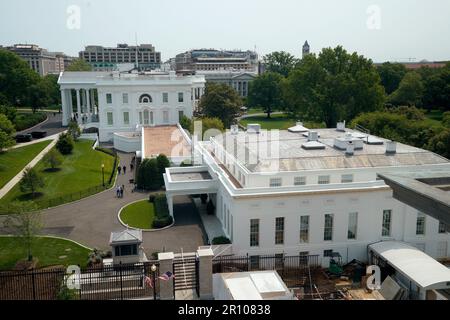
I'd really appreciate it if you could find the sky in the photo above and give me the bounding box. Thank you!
[1,0,449,63]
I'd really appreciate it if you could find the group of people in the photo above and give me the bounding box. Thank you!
[118,163,135,175]
[115,159,136,198]
[116,184,125,198]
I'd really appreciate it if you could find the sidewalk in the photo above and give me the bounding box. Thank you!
[9,132,62,149]
[192,197,225,243]
[0,135,59,199]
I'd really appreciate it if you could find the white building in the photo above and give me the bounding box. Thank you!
[58,71,205,148]
[197,70,257,97]
[164,123,450,266]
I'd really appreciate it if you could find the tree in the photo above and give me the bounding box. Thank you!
[199,83,242,128]
[41,74,61,107]
[179,115,192,132]
[56,132,74,155]
[263,51,298,77]
[442,112,450,127]
[247,72,284,118]
[156,154,170,186]
[283,46,385,127]
[4,201,42,262]
[43,149,63,170]
[0,113,16,149]
[389,71,424,107]
[377,62,407,95]
[28,80,52,113]
[421,64,450,111]
[19,167,45,198]
[427,129,450,159]
[192,117,224,140]
[136,158,161,190]
[0,104,17,122]
[67,120,81,141]
[66,58,92,71]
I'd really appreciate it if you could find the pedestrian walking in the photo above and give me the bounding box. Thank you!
[123,165,126,175]
[130,163,134,171]
[117,165,121,175]
[121,184,125,197]
[116,185,121,198]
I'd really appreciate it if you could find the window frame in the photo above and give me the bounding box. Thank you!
[324,214,334,241]
[275,217,285,245]
[300,215,309,243]
[250,219,259,247]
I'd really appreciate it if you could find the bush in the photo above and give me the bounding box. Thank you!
[179,115,192,132]
[67,120,81,140]
[43,149,63,170]
[13,112,47,131]
[152,194,173,228]
[212,236,231,245]
[149,194,156,203]
[56,133,74,155]
[136,155,171,191]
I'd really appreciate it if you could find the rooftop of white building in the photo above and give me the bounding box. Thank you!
[209,126,449,173]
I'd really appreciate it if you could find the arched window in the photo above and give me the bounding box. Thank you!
[139,94,152,104]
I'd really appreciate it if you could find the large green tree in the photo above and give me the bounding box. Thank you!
[377,62,407,95]
[247,72,284,118]
[66,58,92,71]
[283,46,385,127]
[199,83,242,128]
[0,113,16,149]
[389,71,424,107]
[263,51,298,77]
[19,167,45,199]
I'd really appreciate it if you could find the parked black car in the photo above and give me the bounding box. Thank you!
[31,131,47,139]
[15,133,32,142]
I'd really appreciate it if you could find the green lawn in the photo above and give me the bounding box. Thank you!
[0,139,115,211]
[120,200,155,229]
[239,113,296,130]
[0,236,90,270]
[0,140,51,189]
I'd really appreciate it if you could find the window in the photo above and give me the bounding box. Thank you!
[348,212,358,239]
[318,175,330,185]
[106,93,112,104]
[143,110,149,125]
[123,111,129,125]
[163,92,168,103]
[249,256,260,270]
[341,174,353,183]
[299,251,309,265]
[300,216,309,243]
[270,178,282,187]
[416,213,426,236]
[107,112,113,125]
[138,112,143,125]
[178,92,184,102]
[324,214,333,241]
[382,210,392,237]
[294,176,306,186]
[114,244,137,256]
[323,250,333,257]
[250,219,259,247]
[439,221,447,234]
[139,94,152,103]
[122,93,128,104]
[163,110,169,123]
[275,217,284,245]
[178,110,184,121]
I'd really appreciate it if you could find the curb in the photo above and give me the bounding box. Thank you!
[0,234,93,251]
[17,114,50,134]
[117,199,175,232]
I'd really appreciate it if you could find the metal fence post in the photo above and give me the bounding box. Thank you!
[119,262,123,300]
[31,269,36,300]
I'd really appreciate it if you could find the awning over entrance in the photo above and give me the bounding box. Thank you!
[369,241,450,291]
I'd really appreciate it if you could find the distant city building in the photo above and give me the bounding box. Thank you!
[79,43,161,71]
[175,49,258,73]
[5,44,73,76]
[302,40,310,59]
[196,69,257,97]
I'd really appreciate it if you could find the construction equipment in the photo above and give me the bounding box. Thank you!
[328,253,343,276]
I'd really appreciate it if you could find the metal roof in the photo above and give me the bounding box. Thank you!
[369,241,450,290]
[109,229,142,244]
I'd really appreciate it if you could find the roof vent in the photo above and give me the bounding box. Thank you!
[230,125,239,135]
[308,131,319,141]
[247,123,261,134]
[346,141,354,155]
[336,121,346,132]
[345,132,353,140]
[386,141,397,154]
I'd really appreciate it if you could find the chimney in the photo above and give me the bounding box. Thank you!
[308,131,319,141]
[346,141,354,155]
[337,121,346,132]
[386,141,397,154]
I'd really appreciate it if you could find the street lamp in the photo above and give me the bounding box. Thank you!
[151,264,157,300]
[101,164,105,187]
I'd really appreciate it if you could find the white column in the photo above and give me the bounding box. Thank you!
[76,89,82,125]
[167,194,174,218]
[67,89,73,119]
[61,89,68,126]
[197,248,214,300]
[86,88,91,119]
[158,252,175,300]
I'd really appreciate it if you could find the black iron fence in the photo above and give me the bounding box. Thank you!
[0,261,160,300]
[212,254,320,288]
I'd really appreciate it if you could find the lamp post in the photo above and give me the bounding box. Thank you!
[101,164,105,187]
[151,264,157,300]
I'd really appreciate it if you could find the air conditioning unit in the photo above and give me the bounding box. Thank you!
[386,141,397,154]
[308,131,319,141]
[346,141,354,155]
[337,121,346,132]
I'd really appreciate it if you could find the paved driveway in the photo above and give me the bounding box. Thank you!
[0,152,206,256]
[18,112,65,137]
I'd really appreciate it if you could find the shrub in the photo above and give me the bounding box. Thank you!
[67,120,81,140]
[212,236,231,245]
[43,149,63,170]
[179,115,192,132]
[152,193,173,228]
[136,156,170,191]
[56,133,74,155]
[149,194,156,203]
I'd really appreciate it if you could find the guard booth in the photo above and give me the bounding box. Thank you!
[110,229,148,265]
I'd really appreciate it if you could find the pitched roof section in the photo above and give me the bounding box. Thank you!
[110,229,142,244]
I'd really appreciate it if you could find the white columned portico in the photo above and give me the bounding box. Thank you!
[61,89,69,126]
[86,88,91,119]
[76,89,82,125]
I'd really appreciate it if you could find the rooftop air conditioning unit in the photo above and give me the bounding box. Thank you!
[308,131,319,141]
[386,141,397,154]
[346,141,354,155]
[345,132,353,140]
[247,123,261,134]
[337,121,346,132]
[230,125,239,135]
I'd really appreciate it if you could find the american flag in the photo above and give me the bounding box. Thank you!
[144,275,153,288]
[158,271,175,281]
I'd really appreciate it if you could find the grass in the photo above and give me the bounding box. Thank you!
[0,236,90,270]
[0,139,115,211]
[120,200,155,229]
[239,113,296,130]
[0,140,51,189]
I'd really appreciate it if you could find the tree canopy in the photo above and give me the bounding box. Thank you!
[263,51,298,77]
[388,71,424,107]
[66,58,92,71]
[247,72,284,118]
[0,113,16,149]
[377,62,407,95]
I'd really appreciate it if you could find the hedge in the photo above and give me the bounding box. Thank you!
[95,147,118,186]
[212,236,231,245]
[153,193,173,228]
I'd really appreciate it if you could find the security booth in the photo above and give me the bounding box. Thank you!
[110,229,147,265]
